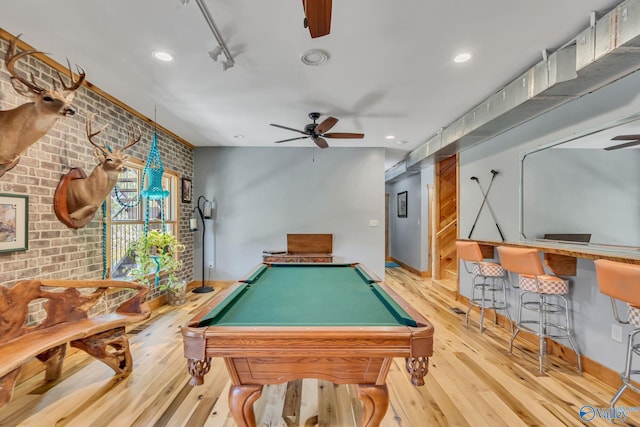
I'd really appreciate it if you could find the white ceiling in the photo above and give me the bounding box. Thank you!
[0,0,622,169]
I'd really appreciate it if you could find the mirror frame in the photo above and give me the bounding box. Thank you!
[519,111,640,251]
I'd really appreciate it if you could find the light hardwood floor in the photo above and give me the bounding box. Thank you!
[1,267,638,426]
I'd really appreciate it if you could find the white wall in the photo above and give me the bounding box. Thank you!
[387,174,422,270]
[193,147,386,280]
[385,164,434,272]
[458,69,640,370]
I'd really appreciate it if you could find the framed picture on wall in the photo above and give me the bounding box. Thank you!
[0,193,28,253]
[181,178,193,203]
[397,191,407,218]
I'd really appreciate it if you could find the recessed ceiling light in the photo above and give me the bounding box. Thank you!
[454,52,472,63]
[234,134,244,139]
[385,135,395,140]
[152,51,174,62]
[300,49,329,66]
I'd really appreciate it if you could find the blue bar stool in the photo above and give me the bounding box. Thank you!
[456,241,512,333]
[497,246,581,373]
[595,259,640,408]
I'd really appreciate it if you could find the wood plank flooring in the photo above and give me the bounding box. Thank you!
[2,268,639,426]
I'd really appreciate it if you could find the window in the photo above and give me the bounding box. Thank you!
[107,159,178,280]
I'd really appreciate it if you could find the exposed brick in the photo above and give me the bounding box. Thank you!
[0,38,194,320]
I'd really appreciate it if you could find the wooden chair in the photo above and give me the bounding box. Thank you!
[497,246,581,373]
[455,241,512,333]
[594,259,640,408]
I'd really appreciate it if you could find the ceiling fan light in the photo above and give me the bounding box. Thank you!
[300,49,329,66]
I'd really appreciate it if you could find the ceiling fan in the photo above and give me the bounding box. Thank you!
[270,112,364,149]
[302,0,332,38]
[607,134,640,150]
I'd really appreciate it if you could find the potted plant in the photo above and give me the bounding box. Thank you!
[128,229,187,305]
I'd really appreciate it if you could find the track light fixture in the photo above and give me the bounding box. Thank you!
[208,46,222,61]
[191,0,235,71]
[221,60,234,71]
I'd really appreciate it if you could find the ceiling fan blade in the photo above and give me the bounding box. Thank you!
[274,136,310,144]
[313,136,329,149]
[314,116,338,134]
[611,134,640,140]
[303,0,332,38]
[323,132,365,139]
[270,123,308,135]
[605,140,640,150]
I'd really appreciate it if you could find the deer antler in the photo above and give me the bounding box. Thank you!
[122,125,142,152]
[55,59,86,93]
[5,35,85,95]
[4,34,46,93]
[85,114,109,155]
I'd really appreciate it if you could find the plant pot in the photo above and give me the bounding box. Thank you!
[167,281,187,306]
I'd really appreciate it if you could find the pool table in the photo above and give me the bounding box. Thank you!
[181,263,434,427]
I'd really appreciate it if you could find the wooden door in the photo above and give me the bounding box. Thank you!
[433,155,458,291]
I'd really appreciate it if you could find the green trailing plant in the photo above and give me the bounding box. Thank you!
[128,229,186,294]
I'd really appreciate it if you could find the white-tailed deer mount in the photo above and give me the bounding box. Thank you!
[0,35,85,177]
[54,114,141,229]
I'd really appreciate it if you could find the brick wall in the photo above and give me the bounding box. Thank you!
[0,37,194,310]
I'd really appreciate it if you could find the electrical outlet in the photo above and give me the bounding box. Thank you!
[611,324,623,343]
[208,262,214,269]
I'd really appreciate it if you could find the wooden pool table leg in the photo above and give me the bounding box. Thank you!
[229,384,263,427]
[357,384,389,427]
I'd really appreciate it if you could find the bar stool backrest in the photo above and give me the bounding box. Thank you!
[595,259,640,307]
[496,247,545,277]
[455,241,484,262]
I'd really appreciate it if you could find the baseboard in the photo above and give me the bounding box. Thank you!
[457,293,640,405]
[388,257,430,277]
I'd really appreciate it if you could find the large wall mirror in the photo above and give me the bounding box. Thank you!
[520,112,640,253]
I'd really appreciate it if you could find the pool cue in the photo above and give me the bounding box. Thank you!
[471,170,505,241]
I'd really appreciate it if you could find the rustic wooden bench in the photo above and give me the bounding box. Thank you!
[0,279,151,408]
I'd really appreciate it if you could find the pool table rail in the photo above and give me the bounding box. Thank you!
[182,278,434,388]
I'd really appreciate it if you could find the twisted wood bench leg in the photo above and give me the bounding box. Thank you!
[0,369,20,408]
[36,343,68,381]
[70,326,132,375]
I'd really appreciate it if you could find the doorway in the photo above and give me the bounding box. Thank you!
[433,154,458,291]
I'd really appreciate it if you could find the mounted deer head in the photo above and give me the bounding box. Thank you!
[0,34,85,177]
[54,114,141,229]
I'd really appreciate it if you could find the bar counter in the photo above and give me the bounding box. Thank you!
[464,239,640,276]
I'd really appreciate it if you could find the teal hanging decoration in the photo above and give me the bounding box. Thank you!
[106,104,171,287]
[101,200,108,279]
[141,133,170,201]
[141,131,169,287]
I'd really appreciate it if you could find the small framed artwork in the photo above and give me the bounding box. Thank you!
[397,191,408,218]
[181,178,193,203]
[0,193,28,253]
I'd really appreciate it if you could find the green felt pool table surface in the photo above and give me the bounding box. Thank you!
[197,263,417,327]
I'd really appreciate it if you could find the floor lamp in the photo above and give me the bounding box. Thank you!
[192,195,214,293]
